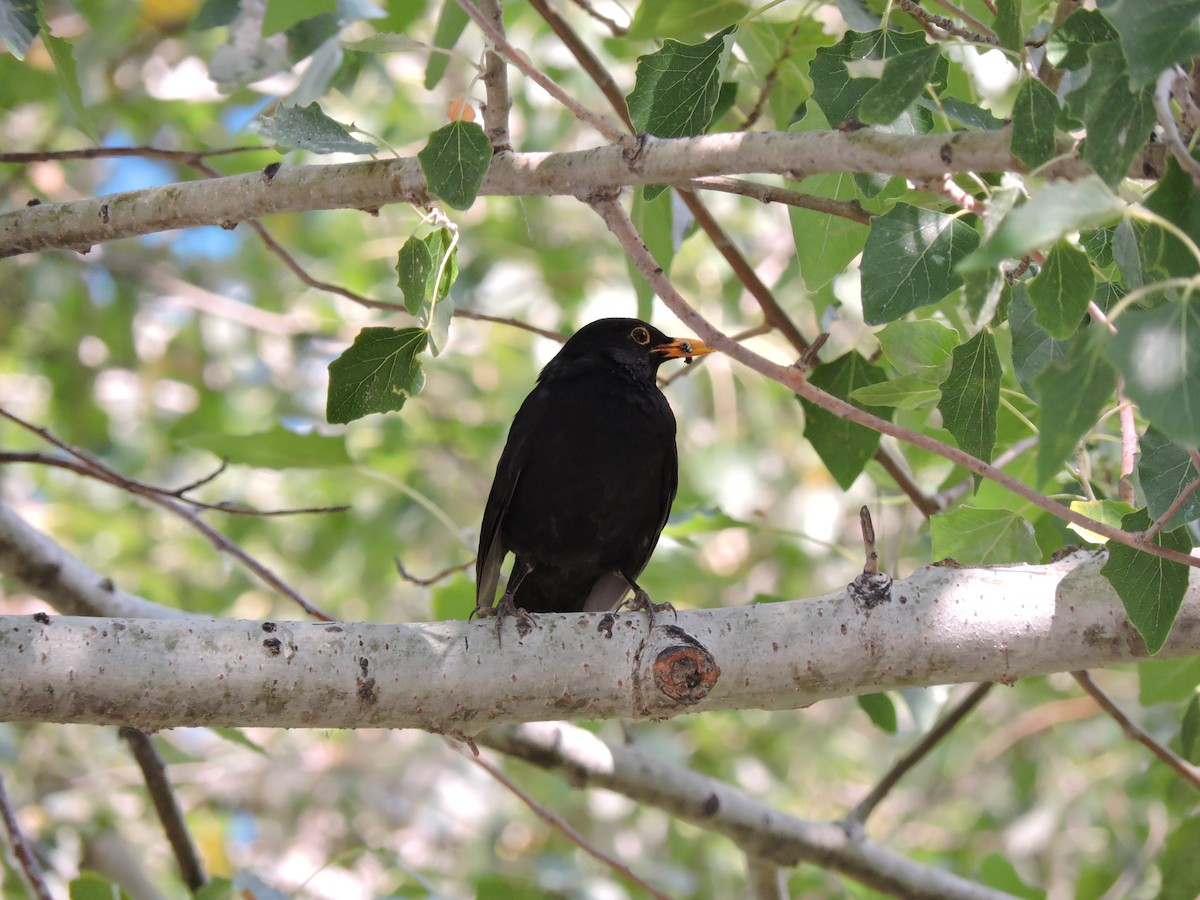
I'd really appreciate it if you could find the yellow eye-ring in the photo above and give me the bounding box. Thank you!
[630,326,650,345]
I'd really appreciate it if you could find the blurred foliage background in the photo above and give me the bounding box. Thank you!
[2,0,1198,897]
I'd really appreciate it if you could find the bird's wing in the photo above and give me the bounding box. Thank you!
[476,458,519,610]
[646,439,680,572]
[475,390,545,608]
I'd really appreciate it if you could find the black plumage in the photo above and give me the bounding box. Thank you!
[475,318,713,618]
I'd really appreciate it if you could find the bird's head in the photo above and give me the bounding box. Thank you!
[541,318,714,383]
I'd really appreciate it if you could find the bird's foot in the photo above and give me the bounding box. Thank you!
[618,588,676,628]
[473,593,538,644]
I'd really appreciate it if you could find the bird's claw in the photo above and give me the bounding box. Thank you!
[619,589,676,628]
[474,593,538,645]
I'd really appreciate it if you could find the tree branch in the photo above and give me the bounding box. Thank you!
[481,721,1012,900]
[4,550,1200,730]
[2,129,1085,259]
[1071,671,1200,791]
[587,193,1200,569]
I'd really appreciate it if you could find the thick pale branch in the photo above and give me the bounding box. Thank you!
[0,499,187,619]
[481,722,1011,900]
[3,128,1081,259]
[3,551,1200,731]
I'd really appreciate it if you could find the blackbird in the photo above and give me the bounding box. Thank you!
[475,318,713,622]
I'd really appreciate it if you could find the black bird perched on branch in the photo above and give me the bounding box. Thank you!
[475,317,714,623]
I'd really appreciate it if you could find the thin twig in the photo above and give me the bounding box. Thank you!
[0,145,261,164]
[0,408,335,620]
[1072,671,1200,791]
[676,176,873,223]
[565,0,627,36]
[1141,446,1200,541]
[1117,381,1137,505]
[843,683,994,832]
[1154,67,1200,189]
[914,173,982,212]
[186,159,405,312]
[739,18,804,130]
[675,190,810,352]
[452,309,567,341]
[476,0,513,151]
[528,0,634,131]
[0,771,53,900]
[898,0,993,43]
[118,728,207,892]
[453,0,633,148]
[926,0,996,35]
[395,556,474,587]
[451,740,672,899]
[586,194,1200,569]
[1142,468,1200,542]
[0,452,349,518]
[1088,299,1118,334]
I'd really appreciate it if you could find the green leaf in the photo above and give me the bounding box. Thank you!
[327,327,429,424]
[664,507,750,540]
[0,0,38,58]
[1139,427,1200,531]
[1027,240,1095,339]
[1101,509,1190,655]
[1067,499,1136,544]
[930,506,1040,564]
[857,44,943,125]
[37,10,97,140]
[1103,0,1200,88]
[963,266,1008,326]
[994,0,1023,53]
[960,177,1124,270]
[810,29,936,128]
[1159,814,1200,900]
[193,877,235,900]
[927,96,1004,131]
[1138,655,1200,704]
[1183,694,1200,764]
[629,188,676,313]
[428,288,454,357]
[851,373,941,409]
[397,235,434,317]
[263,0,334,36]
[1010,78,1060,169]
[1064,41,1156,186]
[861,203,980,324]
[626,0,747,41]
[396,227,458,319]
[210,727,270,756]
[1034,334,1116,485]
[627,25,735,138]
[1009,284,1069,398]
[1144,152,1200,279]
[257,102,378,154]
[424,0,469,90]
[876,319,959,374]
[180,426,352,469]
[788,108,869,291]
[1045,9,1117,70]
[798,352,892,490]
[1106,300,1200,444]
[857,692,898,733]
[70,872,132,900]
[938,330,1001,466]
[418,120,492,210]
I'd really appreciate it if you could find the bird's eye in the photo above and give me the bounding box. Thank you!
[630,326,650,346]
